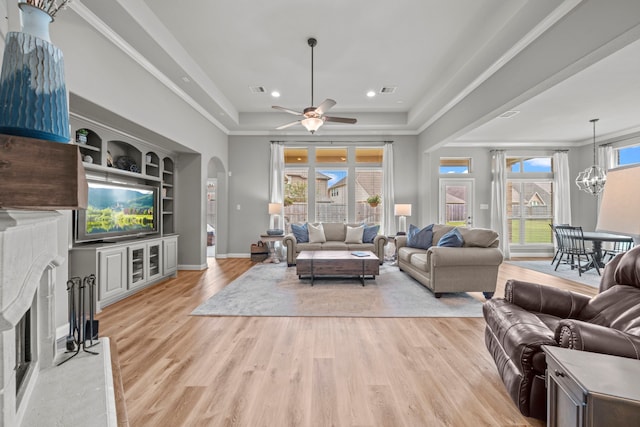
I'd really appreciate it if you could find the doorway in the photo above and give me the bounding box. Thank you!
[439,178,474,227]
[206,178,217,257]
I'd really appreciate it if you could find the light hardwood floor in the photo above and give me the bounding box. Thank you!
[97,258,598,427]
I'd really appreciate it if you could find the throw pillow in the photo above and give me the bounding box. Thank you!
[407,224,434,250]
[308,223,327,243]
[291,223,309,243]
[437,227,464,247]
[363,224,380,243]
[345,225,364,243]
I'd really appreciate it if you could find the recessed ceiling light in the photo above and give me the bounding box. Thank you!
[271,91,280,98]
[366,90,376,98]
[396,100,404,104]
[498,110,520,118]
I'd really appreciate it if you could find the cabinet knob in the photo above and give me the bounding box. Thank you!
[554,369,565,377]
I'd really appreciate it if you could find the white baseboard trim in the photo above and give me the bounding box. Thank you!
[56,323,69,342]
[508,252,554,258]
[227,253,251,258]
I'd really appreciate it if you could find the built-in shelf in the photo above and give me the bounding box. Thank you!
[71,143,101,152]
[163,170,174,175]
[163,211,173,215]
[83,163,162,182]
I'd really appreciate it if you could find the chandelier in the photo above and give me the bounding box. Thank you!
[575,118,606,195]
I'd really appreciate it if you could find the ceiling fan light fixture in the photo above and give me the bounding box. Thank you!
[301,117,323,134]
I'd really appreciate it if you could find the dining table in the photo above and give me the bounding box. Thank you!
[581,231,634,268]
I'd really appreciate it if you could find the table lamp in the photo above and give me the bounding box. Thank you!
[394,204,412,235]
[267,202,283,235]
[596,165,640,245]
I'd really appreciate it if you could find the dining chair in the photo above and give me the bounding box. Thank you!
[603,240,634,263]
[550,223,570,266]
[554,225,600,276]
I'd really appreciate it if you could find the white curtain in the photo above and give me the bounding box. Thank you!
[598,144,615,171]
[552,151,572,225]
[269,141,285,229]
[490,150,510,259]
[382,141,395,235]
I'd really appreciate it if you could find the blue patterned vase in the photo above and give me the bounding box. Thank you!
[0,3,69,143]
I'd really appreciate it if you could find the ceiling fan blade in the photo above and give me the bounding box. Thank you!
[315,98,336,115]
[272,105,303,116]
[324,116,357,124]
[276,120,301,130]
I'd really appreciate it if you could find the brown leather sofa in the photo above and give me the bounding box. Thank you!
[483,245,640,420]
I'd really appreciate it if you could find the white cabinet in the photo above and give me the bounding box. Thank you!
[163,235,178,276]
[128,240,163,289]
[69,235,178,310]
[98,247,127,301]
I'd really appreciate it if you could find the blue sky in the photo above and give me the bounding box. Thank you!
[319,170,347,187]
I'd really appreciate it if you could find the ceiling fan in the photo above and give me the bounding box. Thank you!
[273,37,357,134]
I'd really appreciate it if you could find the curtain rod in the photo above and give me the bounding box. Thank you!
[270,140,393,144]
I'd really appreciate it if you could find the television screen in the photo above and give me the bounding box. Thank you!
[75,180,159,243]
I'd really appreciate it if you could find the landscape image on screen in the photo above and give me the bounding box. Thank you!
[86,182,155,235]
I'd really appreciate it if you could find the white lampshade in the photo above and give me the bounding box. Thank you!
[301,117,323,134]
[268,202,281,215]
[394,204,412,216]
[597,165,640,240]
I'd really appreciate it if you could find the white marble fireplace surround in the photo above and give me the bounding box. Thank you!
[0,210,115,427]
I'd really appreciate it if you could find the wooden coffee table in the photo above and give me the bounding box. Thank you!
[296,250,379,286]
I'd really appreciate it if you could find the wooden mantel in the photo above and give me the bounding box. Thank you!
[0,134,88,210]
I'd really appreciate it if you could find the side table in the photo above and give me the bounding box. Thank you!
[542,345,640,427]
[259,234,284,263]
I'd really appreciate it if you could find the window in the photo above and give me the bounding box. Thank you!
[283,146,384,229]
[355,168,383,224]
[507,181,553,244]
[284,167,308,229]
[507,157,553,173]
[506,156,554,246]
[440,158,471,174]
[616,145,640,167]
[317,169,347,222]
[316,147,347,163]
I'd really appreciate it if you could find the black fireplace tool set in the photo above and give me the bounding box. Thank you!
[58,274,99,365]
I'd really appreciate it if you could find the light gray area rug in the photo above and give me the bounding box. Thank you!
[191,263,483,318]
[506,260,602,288]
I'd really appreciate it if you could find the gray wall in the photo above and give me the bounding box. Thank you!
[227,136,420,255]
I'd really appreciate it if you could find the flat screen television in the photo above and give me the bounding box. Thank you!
[75,180,159,243]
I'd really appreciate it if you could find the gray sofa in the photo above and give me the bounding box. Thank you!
[396,224,503,298]
[283,222,387,266]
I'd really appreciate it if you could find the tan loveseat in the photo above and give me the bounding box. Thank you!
[283,222,387,266]
[396,224,503,298]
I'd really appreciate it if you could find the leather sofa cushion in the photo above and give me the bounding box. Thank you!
[578,285,640,334]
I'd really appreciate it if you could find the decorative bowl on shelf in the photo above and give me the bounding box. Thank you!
[266,229,284,236]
